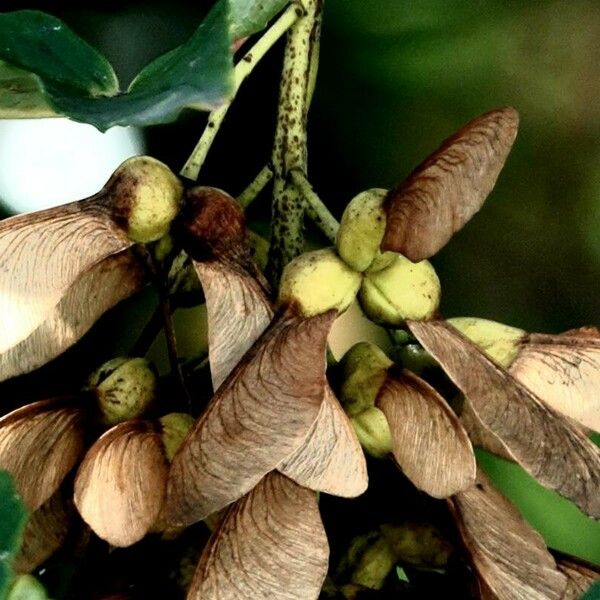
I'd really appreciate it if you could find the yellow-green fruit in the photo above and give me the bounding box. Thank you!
[447,317,525,367]
[89,357,157,426]
[340,342,392,416]
[359,254,441,326]
[7,575,48,600]
[351,407,393,458]
[279,247,362,317]
[109,156,182,243]
[159,412,195,461]
[336,188,388,272]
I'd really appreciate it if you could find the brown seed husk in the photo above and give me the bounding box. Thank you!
[187,472,329,600]
[0,399,86,510]
[408,319,600,519]
[449,470,567,600]
[74,420,169,547]
[382,107,519,261]
[376,368,476,498]
[165,308,336,527]
[278,385,368,497]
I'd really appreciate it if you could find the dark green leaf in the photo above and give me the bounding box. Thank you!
[0,471,28,599]
[0,1,234,130]
[582,581,600,600]
[230,0,290,40]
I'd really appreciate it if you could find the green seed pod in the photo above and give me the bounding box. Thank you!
[447,317,525,367]
[88,357,157,426]
[278,247,362,317]
[340,342,393,416]
[107,156,182,243]
[351,407,393,458]
[359,254,441,326]
[159,412,195,462]
[7,575,48,600]
[336,188,389,272]
[339,342,394,458]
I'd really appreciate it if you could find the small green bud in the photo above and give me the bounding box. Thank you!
[380,523,452,568]
[279,248,362,316]
[359,254,441,326]
[159,412,195,461]
[340,342,392,416]
[349,535,396,590]
[336,188,388,272]
[108,156,182,244]
[447,317,525,367]
[89,357,157,426]
[351,407,393,458]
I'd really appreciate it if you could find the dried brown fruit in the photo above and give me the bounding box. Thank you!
[188,472,328,600]
[74,420,169,547]
[382,107,519,261]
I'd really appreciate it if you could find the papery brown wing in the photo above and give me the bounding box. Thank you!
[376,369,475,498]
[165,308,335,527]
[381,107,518,261]
[187,472,328,600]
[449,470,567,600]
[278,386,368,497]
[408,320,600,518]
[510,331,600,433]
[557,557,600,599]
[0,201,131,354]
[0,399,86,510]
[460,399,514,462]
[193,260,273,391]
[14,491,72,574]
[0,250,145,382]
[73,421,168,547]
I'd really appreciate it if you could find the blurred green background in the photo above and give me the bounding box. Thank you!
[2,0,600,567]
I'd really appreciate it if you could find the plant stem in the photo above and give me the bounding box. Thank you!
[237,164,274,209]
[266,0,322,286]
[290,168,339,242]
[181,3,303,180]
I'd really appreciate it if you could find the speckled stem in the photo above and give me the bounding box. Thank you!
[180,4,302,181]
[266,0,322,287]
[237,164,274,209]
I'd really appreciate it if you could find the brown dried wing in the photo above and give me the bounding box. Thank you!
[557,557,600,599]
[0,399,86,510]
[74,421,168,547]
[14,491,72,574]
[408,320,600,518]
[510,331,600,433]
[377,369,476,497]
[188,472,328,600]
[0,250,145,382]
[0,201,131,354]
[165,308,335,527]
[278,386,368,497]
[449,470,567,600]
[382,107,519,261]
[194,260,273,391]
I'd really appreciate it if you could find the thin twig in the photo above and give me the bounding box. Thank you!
[181,3,303,180]
[237,164,274,209]
[290,168,339,242]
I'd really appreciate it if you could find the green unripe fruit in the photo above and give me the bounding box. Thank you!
[108,156,182,244]
[359,254,441,326]
[351,407,393,458]
[7,575,48,600]
[159,412,195,461]
[336,188,389,272]
[339,342,394,458]
[279,248,362,316]
[89,357,157,426]
[340,342,392,416]
[447,317,525,367]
